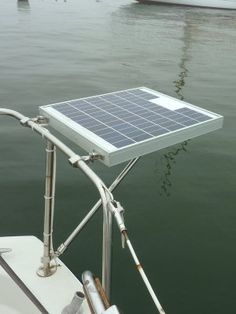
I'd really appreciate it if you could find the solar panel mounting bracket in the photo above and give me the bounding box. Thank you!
[69,152,103,166]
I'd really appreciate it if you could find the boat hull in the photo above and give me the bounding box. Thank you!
[0,236,90,314]
[138,0,236,9]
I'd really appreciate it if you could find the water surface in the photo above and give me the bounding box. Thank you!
[0,1,236,313]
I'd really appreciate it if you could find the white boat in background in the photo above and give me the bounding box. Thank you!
[137,0,236,9]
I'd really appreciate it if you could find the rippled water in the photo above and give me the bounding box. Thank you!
[0,1,236,313]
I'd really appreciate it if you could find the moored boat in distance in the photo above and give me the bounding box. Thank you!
[137,0,236,9]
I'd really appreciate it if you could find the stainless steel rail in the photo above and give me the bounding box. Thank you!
[0,108,166,314]
[0,108,113,297]
[56,158,140,257]
[37,140,57,277]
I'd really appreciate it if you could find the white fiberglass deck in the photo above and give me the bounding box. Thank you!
[0,236,90,314]
[40,87,223,167]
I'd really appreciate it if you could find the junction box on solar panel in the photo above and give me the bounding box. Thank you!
[39,87,223,167]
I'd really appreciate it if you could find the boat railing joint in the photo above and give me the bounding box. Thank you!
[0,107,166,313]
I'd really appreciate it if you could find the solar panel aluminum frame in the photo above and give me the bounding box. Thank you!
[39,87,223,167]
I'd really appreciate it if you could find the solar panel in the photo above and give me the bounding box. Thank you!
[39,87,223,167]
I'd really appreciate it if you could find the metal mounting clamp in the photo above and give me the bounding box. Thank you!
[108,201,126,233]
[20,117,31,126]
[20,116,49,127]
[68,155,81,167]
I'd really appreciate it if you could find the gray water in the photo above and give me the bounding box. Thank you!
[0,0,236,313]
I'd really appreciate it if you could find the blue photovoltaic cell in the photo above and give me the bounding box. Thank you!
[52,88,212,149]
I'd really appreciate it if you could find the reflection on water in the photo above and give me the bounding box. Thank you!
[173,14,192,101]
[17,0,69,10]
[17,0,30,11]
[157,141,189,196]
[155,5,236,197]
[157,12,193,196]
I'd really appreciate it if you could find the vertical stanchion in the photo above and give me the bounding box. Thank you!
[37,140,57,277]
[102,199,113,299]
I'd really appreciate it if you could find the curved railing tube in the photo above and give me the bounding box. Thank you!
[0,109,166,313]
[56,158,139,257]
[0,108,113,296]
